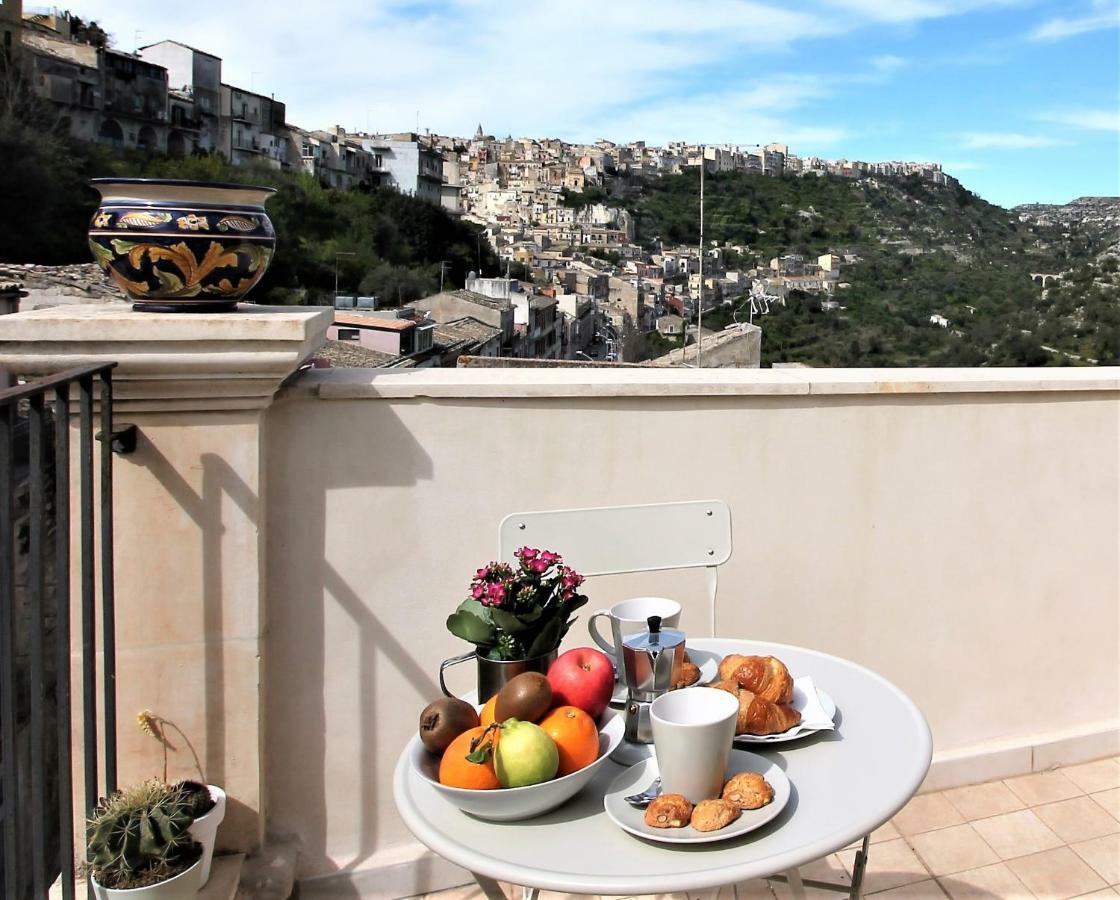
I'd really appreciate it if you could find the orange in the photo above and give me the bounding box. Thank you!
[537,706,600,777]
[479,694,499,728]
[438,725,501,790]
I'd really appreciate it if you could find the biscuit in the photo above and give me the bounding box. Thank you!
[690,798,741,832]
[722,772,774,810]
[644,793,693,829]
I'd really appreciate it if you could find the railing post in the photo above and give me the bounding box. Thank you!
[54,386,74,900]
[0,403,19,898]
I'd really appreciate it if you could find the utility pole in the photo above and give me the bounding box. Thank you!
[697,146,705,368]
[439,261,448,294]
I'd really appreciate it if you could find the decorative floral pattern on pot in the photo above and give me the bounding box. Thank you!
[88,178,276,312]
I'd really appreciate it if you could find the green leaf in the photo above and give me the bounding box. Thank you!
[527,616,562,657]
[110,238,139,255]
[446,600,495,644]
[489,608,530,633]
[153,268,186,295]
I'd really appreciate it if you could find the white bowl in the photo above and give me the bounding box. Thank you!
[409,707,624,821]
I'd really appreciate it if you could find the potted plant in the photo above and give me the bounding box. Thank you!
[441,547,588,700]
[136,711,226,886]
[86,779,204,898]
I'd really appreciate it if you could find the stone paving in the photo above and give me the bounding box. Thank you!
[416,756,1120,900]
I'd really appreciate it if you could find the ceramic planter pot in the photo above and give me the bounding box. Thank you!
[88,178,276,313]
[186,784,226,886]
[91,855,203,899]
[439,648,559,703]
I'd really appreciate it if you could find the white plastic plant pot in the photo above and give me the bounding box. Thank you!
[91,856,203,899]
[187,785,226,886]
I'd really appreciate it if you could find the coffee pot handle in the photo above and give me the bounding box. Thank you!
[587,611,616,655]
[438,650,476,698]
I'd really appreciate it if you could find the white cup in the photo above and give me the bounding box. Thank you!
[651,688,739,803]
[587,597,682,662]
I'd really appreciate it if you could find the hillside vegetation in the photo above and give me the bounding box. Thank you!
[0,117,498,305]
[615,171,1118,366]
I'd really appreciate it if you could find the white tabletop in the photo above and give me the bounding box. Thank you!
[394,639,932,895]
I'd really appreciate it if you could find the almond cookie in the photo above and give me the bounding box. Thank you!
[690,797,741,832]
[643,793,693,829]
[722,771,774,810]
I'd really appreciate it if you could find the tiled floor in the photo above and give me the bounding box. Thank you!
[417,756,1120,900]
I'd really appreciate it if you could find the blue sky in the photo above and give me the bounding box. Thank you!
[73,0,1119,207]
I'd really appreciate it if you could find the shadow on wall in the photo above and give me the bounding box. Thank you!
[265,400,436,890]
[135,436,260,844]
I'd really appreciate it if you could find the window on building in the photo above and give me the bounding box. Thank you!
[336,328,360,342]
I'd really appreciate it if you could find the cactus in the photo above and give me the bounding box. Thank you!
[86,779,201,890]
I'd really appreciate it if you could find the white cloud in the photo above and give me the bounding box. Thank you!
[870,54,908,72]
[1027,6,1120,40]
[959,132,1066,148]
[1037,109,1120,133]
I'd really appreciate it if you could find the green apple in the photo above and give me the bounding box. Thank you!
[494,719,559,788]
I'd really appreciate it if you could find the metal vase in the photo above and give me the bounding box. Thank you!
[439,648,559,703]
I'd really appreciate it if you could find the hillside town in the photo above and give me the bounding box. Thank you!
[5,2,960,368]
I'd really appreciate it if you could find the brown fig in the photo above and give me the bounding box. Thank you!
[494,671,552,724]
[419,697,479,754]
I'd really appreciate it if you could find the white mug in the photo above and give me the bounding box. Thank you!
[651,688,738,803]
[587,597,682,662]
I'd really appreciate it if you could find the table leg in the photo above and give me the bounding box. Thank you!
[849,834,871,899]
[471,872,509,899]
[784,868,807,900]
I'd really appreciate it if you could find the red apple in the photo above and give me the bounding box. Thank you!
[547,647,615,720]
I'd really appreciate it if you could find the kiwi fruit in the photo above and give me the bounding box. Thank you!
[419,697,479,753]
[494,671,552,723]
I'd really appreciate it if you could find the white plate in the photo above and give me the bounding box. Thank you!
[734,688,837,745]
[609,648,721,706]
[603,749,790,844]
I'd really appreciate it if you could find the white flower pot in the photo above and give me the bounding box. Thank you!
[91,856,203,899]
[186,785,226,886]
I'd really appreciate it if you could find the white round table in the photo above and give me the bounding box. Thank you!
[394,639,932,897]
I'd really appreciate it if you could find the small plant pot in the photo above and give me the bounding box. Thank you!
[186,785,226,886]
[91,856,203,899]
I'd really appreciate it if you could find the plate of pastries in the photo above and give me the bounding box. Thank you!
[602,749,790,844]
[707,654,837,744]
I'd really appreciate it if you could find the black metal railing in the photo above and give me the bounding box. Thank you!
[0,363,118,900]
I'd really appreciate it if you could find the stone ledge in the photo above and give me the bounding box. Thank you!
[0,301,332,412]
[282,366,1120,402]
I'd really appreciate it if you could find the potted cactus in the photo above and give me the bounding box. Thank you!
[86,779,204,898]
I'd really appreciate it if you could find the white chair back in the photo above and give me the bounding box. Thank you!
[498,500,732,635]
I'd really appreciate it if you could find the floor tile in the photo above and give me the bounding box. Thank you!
[1004,771,1083,807]
[1069,890,1120,899]
[936,861,1034,899]
[1034,796,1120,843]
[1006,847,1107,899]
[846,821,901,848]
[893,793,967,835]
[1070,833,1120,885]
[869,880,947,897]
[909,824,1001,876]
[1090,788,1120,822]
[798,853,852,885]
[732,880,775,899]
[837,837,931,894]
[1060,760,1120,795]
[971,809,1064,860]
[943,782,1026,822]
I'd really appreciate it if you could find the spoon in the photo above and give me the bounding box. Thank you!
[623,777,661,807]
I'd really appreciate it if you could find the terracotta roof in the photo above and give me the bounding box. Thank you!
[334,311,415,331]
[314,340,396,369]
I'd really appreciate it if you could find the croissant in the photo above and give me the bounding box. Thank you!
[718,654,750,682]
[729,655,794,705]
[735,689,801,735]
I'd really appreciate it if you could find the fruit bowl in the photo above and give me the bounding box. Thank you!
[409,707,624,821]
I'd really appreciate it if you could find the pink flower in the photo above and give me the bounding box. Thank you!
[515,547,539,562]
[529,558,550,574]
[470,584,485,600]
[539,550,561,567]
[476,567,489,580]
[484,582,507,606]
